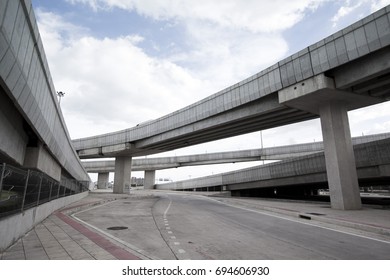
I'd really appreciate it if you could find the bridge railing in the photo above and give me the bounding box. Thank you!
[0,163,89,219]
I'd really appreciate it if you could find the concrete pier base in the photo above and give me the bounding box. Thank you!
[144,170,156,189]
[113,156,132,194]
[319,103,361,210]
[97,172,109,189]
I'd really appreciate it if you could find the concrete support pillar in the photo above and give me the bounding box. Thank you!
[278,74,378,210]
[97,172,109,189]
[113,156,132,194]
[319,102,361,210]
[144,170,156,189]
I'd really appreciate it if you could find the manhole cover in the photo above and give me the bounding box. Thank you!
[107,226,128,230]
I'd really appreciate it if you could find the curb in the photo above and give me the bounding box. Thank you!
[55,197,143,260]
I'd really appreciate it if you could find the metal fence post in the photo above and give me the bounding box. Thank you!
[57,182,60,198]
[48,181,53,201]
[36,175,43,206]
[21,170,30,213]
[0,163,5,198]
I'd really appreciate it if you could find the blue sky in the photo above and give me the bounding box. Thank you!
[31,0,390,182]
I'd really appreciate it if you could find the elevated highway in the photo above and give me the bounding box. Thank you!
[0,0,90,251]
[73,6,390,209]
[155,138,390,196]
[0,0,89,183]
[83,132,390,189]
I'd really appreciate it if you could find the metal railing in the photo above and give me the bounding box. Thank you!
[0,163,89,219]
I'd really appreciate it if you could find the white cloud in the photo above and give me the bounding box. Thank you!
[370,0,390,11]
[66,0,325,32]
[37,1,311,139]
[37,10,207,138]
[331,0,390,27]
[331,2,362,26]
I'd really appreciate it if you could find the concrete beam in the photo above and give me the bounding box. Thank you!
[278,74,382,114]
[24,142,62,181]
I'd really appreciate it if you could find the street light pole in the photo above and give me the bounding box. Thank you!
[57,91,65,104]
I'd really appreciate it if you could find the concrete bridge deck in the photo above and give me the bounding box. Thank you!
[83,132,390,173]
[155,138,390,195]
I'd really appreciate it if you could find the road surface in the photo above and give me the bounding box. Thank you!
[73,192,390,259]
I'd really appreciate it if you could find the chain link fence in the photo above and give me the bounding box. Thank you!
[0,163,89,219]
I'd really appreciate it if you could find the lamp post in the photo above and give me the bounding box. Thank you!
[57,91,65,104]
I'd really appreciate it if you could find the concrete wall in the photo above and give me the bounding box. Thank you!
[0,191,89,252]
[0,0,89,182]
[72,6,390,152]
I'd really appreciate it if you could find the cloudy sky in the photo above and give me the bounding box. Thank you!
[31,0,390,182]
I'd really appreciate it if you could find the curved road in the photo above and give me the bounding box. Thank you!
[73,192,390,259]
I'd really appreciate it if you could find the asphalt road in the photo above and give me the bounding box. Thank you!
[74,193,390,260]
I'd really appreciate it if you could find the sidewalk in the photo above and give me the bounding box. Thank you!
[0,192,147,260]
[1,190,389,260]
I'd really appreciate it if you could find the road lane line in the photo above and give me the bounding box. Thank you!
[176,194,390,245]
[164,198,172,217]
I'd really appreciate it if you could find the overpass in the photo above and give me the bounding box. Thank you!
[73,6,390,209]
[155,138,390,197]
[83,132,390,189]
[0,0,90,250]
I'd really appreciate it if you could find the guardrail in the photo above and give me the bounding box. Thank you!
[0,163,89,219]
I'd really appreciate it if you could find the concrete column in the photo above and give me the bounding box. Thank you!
[97,172,109,189]
[278,74,376,210]
[319,102,361,210]
[113,156,132,194]
[144,170,156,189]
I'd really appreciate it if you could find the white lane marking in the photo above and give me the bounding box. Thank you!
[173,194,390,245]
[170,236,176,239]
[178,249,186,254]
[166,227,171,230]
[168,231,173,234]
[164,198,172,217]
[174,242,180,245]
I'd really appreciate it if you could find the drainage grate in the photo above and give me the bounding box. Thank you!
[107,226,128,230]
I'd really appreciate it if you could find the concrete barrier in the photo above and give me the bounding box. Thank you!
[0,191,89,252]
